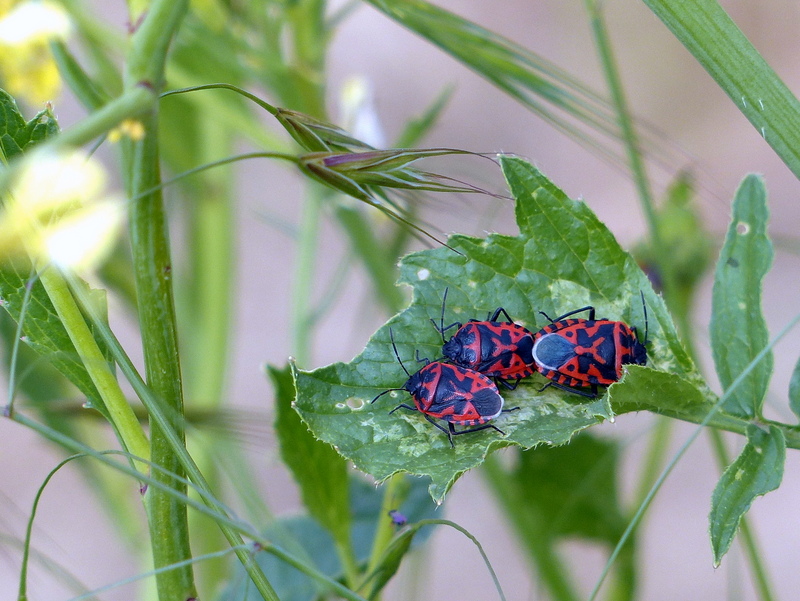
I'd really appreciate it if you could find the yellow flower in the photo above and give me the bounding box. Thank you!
[108,119,146,143]
[0,149,125,270]
[0,1,71,105]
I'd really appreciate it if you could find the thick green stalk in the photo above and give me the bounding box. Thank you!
[36,266,149,467]
[121,1,198,599]
[125,0,190,89]
[128,110,196,601]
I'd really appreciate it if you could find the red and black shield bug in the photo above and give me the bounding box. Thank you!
[432,288,535,389]
[532,295,648,397]
[371,329,517,447]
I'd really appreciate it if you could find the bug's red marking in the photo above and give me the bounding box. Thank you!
[371,329,518,447]
[433,289,535,389]
[532,301,648,397]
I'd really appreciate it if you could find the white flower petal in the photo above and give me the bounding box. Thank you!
[0,1,72,45]
[44,200,125,269]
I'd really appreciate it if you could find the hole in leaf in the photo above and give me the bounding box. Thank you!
[346,397,365,410]
[736,221,750,235]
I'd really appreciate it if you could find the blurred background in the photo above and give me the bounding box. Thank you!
[1,0,799,599]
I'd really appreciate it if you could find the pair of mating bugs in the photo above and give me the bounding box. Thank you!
[371,290,648,447]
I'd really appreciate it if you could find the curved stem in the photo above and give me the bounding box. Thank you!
[38,266,149,466]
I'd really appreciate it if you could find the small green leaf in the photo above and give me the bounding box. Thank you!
[709,424,785,565]
[270,365,352,552]
[295,156,707,502]
[789,355,800,421]
[0,89,59,162]
[710,175,773,418]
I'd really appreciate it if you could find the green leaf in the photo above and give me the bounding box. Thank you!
[0,89,59,162]
[642,0,800,181]
[507,433,625,543]
[295,156,707,502]
[270,364,352,553]
[609,366,717,424]
[0,96,113,415]
[0,109,111,408]
[710,175,773,418]
[709,424,785,565]
[0,266,113,417]
[789,355,800,421]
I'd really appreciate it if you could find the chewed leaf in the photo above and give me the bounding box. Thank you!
[710,174,773,418]
[294,156,707,502]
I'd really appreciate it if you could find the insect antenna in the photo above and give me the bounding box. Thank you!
[389,328,411,377]
[438,287,448,343]
[371,387,405,404]
[640,290,649,346]
[429,286,450,343]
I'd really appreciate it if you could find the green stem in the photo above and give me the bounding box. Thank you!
[124,0,190,89]
[364,473,405,581]
[120,1,198,598]
[708,431,776,601]
[127,108,196,600]
[62,272,281,601]
[52,86,154,149]
[583,0,661,257]
[36,266,149,467]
